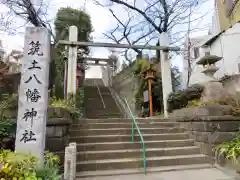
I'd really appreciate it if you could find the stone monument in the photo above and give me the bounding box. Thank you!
[15,27,50,165]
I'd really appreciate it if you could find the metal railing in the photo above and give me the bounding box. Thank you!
[123,98,147,173]
[108,87,129,118]
[94,80,106,108]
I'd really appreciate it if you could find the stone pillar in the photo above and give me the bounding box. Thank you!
[15,27,50,165]
[67,26,78,96]
[64,60,67,97]
[160,32,173,118]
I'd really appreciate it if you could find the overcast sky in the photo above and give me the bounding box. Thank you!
[0,0,214,78]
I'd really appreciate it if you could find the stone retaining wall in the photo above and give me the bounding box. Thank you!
[46,118,71,152]
[175,115,240,163]
[112,65,140,116]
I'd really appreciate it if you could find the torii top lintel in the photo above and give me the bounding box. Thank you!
[58,40,181,51]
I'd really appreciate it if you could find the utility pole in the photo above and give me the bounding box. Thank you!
[186,4,192,87]
[84,0,87,11]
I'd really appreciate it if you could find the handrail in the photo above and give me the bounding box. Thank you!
[124,98,147,173]
[94,80,106,108]
[108,87,129,118]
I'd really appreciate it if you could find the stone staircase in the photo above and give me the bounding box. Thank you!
[84,85,122,119]
[70,118,213,178]
[68,78,213,178]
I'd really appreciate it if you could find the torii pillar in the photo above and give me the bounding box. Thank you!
[160,32,173,118]
[67,26,78,96]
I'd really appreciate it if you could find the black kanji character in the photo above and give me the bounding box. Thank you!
[26,88,41,102]
[20,130,36,143]
[28,41,43,56]
[25,74,42,84]
[28,60,41,70]
[22,108,37,127]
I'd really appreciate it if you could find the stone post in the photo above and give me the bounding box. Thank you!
[64,142,76,180]
[67,26,78,96]
[64,146,71,180]
[160,32,173,118]
[15,27,50,165]
[69,142,76,179]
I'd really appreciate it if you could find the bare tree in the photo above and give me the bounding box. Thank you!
[94,0,211,65]
[0,0,56,41]
[94,0,207,37]
[103,8,156,63]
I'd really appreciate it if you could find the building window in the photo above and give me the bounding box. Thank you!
[193,47,200,59]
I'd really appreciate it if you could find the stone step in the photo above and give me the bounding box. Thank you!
[85,96,112,99]
[53,140,196,164]
[71,122,179,130]
[78,146,200,161]
[85,110,121,114]
[85,113,121,117]
[85,116,123,119]
[85,114,122,117]
[85,107,120,111]
[85,112,122,116]
[70,133,189,143]
[73,118,173,124]
[85,100,116,104]
[85,104,119,109]
[76,139,195,151]
[76,164,213,178]
[76,154,210,171]
[84,89,109,93]
[79,139,195,151]
[70,127,184,136]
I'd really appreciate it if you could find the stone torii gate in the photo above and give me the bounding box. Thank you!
[59,26,181,117]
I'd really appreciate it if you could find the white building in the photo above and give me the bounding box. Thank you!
[182,4,240,88]
[181,35,212,88]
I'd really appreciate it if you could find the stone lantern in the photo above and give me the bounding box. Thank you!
[142,64,156,117]
[196,47,222,80]
[196,46,226,103]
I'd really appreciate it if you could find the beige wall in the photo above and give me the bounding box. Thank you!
[216,0,240,31]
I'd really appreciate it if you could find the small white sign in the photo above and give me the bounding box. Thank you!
[15,27,50,164]
[143,90,149,102]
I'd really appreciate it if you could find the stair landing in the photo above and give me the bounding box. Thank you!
[77,166,235,180]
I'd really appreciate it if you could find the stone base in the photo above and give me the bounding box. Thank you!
[201,81,228,103]
[48,107,73,119]
[170,105,233,121]
[45,118,71,152]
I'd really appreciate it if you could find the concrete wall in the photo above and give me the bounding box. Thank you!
[111,65,140,116]
[101,66,109,87]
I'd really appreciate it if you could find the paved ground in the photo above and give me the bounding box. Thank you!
[81,168,238,180]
